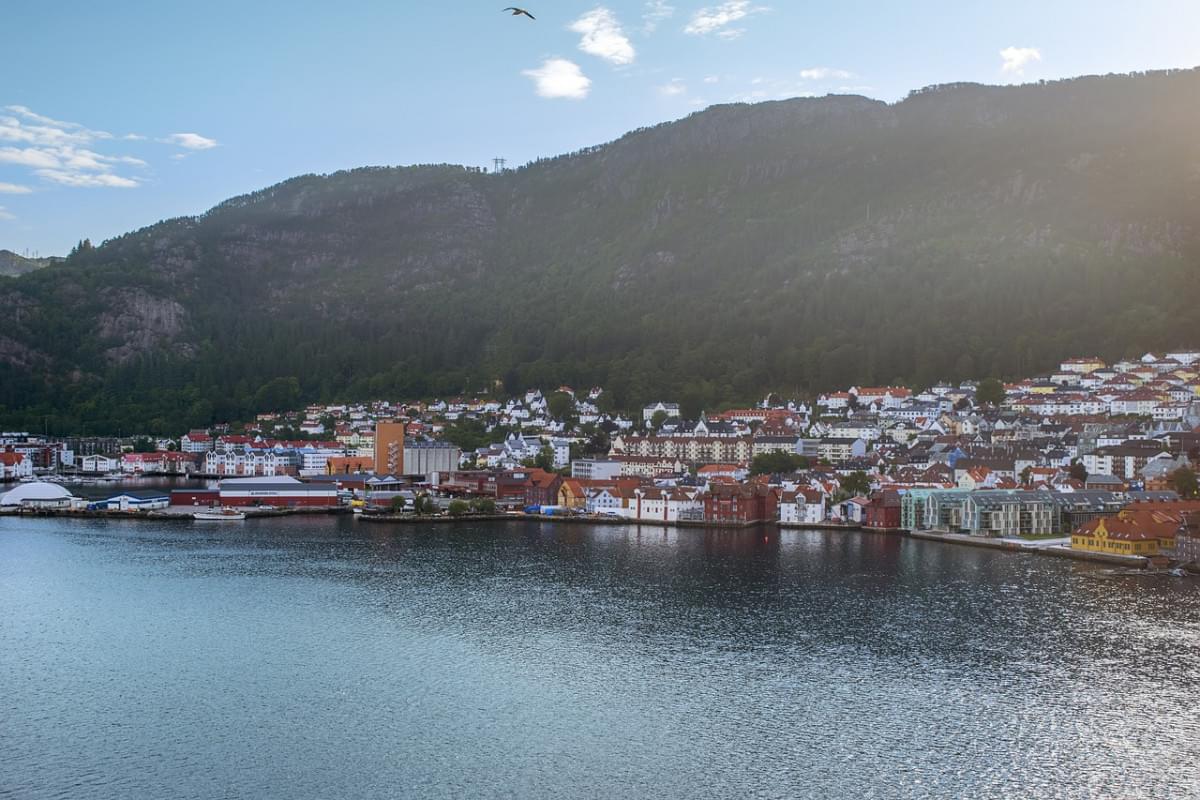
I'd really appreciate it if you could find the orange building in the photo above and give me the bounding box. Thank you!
[326,456,376,475]
[373,422,405,475]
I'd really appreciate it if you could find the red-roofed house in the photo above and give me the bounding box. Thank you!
[1,447,33,481]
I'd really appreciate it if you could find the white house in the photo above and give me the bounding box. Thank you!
[0,449,33,481]
[630,488,704,522]
[80,454,120,474]
[778,489,825,525]
[180,431,213,453]
[642,402,681,424]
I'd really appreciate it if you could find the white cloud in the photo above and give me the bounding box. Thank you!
[0,206,13,220]
[0,181,32,194]
[570,8,635,66]
[163,132,218,150]
[1000,46,1041,75]
[684,1,766,36]
[0,106,146,189]
[703,75,720,84]
[642,0,675,33]
[659,79,687,96]
[799,67,853,81]
[0,146,61,168]
[522,58,592,100]
[34,169,139,188]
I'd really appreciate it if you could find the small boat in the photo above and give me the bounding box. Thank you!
[193,508,246,521]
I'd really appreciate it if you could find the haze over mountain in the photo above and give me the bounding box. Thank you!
[2,68,1198,434]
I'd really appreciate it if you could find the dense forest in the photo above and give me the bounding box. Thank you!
[1,69,1199,435]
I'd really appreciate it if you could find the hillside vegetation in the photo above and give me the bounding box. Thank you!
[1,69,1198,434]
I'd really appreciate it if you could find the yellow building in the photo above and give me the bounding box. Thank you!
[557,479,586,510]
[1071,509,1180,556]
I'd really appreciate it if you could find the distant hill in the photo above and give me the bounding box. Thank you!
[2,68,1199,434]
[0,249,58,278]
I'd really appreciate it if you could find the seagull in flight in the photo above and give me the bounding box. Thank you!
[503,7,535,19]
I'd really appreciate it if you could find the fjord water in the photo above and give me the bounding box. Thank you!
[2,517,1197,799]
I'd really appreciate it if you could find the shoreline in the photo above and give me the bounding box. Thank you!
[2,507,1168,568]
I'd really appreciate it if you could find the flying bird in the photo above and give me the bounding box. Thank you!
[503,7,535,19]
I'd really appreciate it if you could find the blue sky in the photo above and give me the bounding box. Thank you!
[4,0,1199,255]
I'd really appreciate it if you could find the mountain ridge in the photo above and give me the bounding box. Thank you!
[2,68,1198,434]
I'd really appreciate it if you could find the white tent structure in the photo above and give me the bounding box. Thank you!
[0,482,77,510]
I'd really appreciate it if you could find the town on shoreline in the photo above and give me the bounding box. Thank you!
[4,350,1200,571]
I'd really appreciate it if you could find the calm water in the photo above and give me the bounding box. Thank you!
[2,516,1198,799]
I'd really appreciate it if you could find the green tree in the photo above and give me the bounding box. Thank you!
[750,451,809,475]
[650,410,669,430]
[1068,460,1088,482]
[839,470,872,498]
[253,377,301,413]
[470,497,496,514]
[132,437,156,453]
[975,378,1006,407]
[534,445,554,471]
[448,499,469,516]
[1170,466,1198,499]
[411,494,437,515]
[547,391,574,421]
[389,495,407,512]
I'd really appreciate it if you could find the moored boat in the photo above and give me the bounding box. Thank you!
[192,508,246,521]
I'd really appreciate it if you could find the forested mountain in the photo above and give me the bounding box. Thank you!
[0,250,58,278]
[2,69,1199,434]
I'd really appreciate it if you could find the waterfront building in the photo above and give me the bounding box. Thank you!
[703,484,778,524]
[778,489,825,525]
[1174,513,1200,565]
[0,447,33,481]
[373,422,406,476]
[218,477,339,508]
[79,454,121,474]
[1071,509,1181,556]
[90,491,171,512]
[961,491,1061,537]
[403,439,461,479]
[863,490,902,529]
[0,482,79,510]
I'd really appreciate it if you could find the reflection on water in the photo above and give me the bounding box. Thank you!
[2,516,1198,799]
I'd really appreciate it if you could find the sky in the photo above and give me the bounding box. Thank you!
[4,0,1199,256]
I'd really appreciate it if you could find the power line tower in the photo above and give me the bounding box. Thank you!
[492,157,507,173]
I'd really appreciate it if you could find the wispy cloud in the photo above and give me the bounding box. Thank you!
[1000,46,1041,75]
[684,1,767,38]
[35,170,140,188]
[162,132,218,150]
[0,105,143,189]
[0,206,14,220]
[658,79,687,97]
[570,7,635,66]
[642,0,675,33]
[799,67,853,81]
[522,58,592,100]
